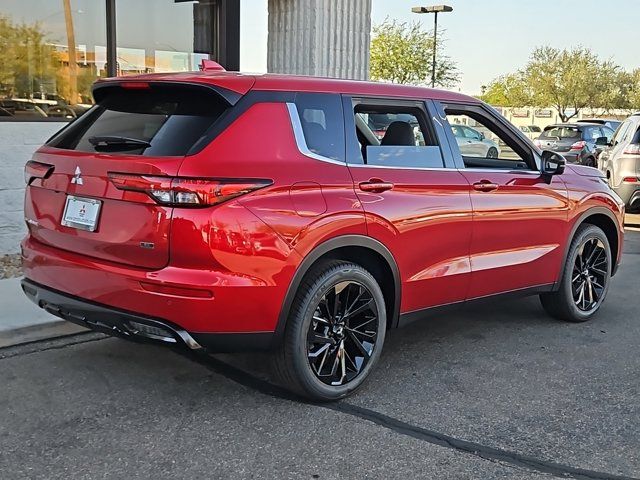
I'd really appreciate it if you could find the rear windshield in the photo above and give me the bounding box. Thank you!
[48,85,228,156]
[540,126,581,140]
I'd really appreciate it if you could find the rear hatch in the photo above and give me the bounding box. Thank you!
[537,125,583,153]
[24,81,235,269]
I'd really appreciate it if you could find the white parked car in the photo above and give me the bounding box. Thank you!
[451,124,501,158]
[519,125,542,141]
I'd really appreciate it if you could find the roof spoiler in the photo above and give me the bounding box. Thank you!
[91,80,242,106]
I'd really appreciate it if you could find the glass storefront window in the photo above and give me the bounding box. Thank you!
[115,0,211,77]
[0,0,227,121]
[0,0,106,119]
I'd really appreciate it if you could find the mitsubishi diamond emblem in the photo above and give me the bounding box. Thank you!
[71,166,83,185]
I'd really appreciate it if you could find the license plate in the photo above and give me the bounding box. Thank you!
[61,195,102,232]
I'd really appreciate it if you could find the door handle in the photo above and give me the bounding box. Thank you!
[359,179,394,193]
[472,180,499,192]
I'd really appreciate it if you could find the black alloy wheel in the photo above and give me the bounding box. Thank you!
[273,260,386,401]
[307,280,379,386]
[571,237,608,313]
[540,224,611,322]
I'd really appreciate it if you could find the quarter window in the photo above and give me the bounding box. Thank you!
[294,93,345,162]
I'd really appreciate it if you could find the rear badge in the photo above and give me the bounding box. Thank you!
[139,242,155,249]
[71,166,83,185]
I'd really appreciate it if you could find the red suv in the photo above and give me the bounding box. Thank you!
[21,69,624,401]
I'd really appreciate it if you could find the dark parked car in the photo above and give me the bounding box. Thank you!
[22,67,625,401]
[534,123,614,167]
[43,105,77,119]
[0,99,48,118]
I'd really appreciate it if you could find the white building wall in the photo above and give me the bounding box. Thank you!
[0,122,66,254]
[267,0,372,80]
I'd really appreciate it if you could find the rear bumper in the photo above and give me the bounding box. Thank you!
[562,152,584,164]
[613,182,640,210]
[20,234,292,336]
[21,279,275,352]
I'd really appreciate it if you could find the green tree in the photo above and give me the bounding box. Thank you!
[481,46,634,122]
[370,19,459,88]
[629,69,640,111]
[480,73,531,107]
[0,16,59,99]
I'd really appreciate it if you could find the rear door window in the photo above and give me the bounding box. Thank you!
[48,85,229,156]
[348,100,443,168]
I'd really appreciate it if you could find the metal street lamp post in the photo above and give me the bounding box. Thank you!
[411,5,453,88]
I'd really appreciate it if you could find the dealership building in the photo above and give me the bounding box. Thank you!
[0,0,373,253]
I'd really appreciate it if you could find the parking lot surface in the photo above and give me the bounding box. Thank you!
[1,231,638,480]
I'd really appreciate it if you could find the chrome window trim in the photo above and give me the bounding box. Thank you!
[348,163,452,171]
[462,167,541,175]
[285,102,346,166]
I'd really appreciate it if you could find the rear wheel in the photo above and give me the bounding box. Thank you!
[540,224,611,322]
[273,260,386,401]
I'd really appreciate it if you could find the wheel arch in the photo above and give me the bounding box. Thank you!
[274,235,401,345]
[561,207,622,283]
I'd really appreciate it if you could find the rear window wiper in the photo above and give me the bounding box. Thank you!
[88,135,151,150]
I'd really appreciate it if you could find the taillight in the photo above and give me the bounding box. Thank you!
[108,173,271,207]
[623,144,640,155]
[570,141,587,151]
[24,160,54,185]
[622,177,638,183]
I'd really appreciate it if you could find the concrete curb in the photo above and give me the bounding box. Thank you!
[0,276,88,348]
[0,321,88,349]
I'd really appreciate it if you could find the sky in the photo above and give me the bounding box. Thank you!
[240,0,640,95]
[3,0,637,95]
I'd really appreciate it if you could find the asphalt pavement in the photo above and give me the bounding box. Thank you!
[1,230,638,480]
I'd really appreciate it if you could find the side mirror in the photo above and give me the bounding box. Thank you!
[478,132,485,141]
[541,150,566,176]
[595,136,609,146]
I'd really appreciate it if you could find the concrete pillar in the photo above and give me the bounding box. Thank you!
[267,0,372,80]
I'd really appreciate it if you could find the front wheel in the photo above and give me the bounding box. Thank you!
[486,147,499,158]
[540,224,611,322]
[273,260,386,401]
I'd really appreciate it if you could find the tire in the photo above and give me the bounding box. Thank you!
[540,224,611,322]
[584,157,596,168]
[486,147,498,158]
[273,260,387,401]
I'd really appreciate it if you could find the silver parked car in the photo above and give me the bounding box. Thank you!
[451,124,501,158]
[599,113,640,212]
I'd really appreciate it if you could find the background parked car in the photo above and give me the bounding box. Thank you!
[519,125,542,141]
[534,123,614,167]
[599,113,640,212]
[43,105,77,119]
[0,100,48,118]
[577,118,622,131]
[451,124,501,158]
